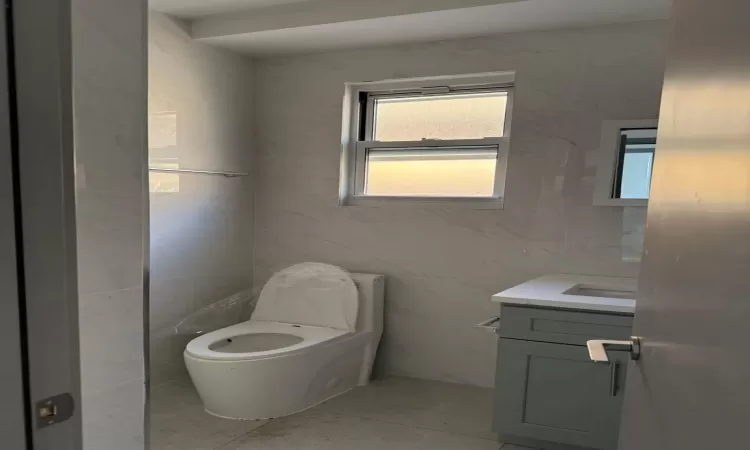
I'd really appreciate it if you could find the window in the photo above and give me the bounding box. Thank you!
[594,119,658,206]
[340,73,514,207]
[615,128,656,199]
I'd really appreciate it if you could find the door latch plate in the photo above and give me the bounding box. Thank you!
[36,393,75,429]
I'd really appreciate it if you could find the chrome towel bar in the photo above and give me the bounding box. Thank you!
[148,168,249,178]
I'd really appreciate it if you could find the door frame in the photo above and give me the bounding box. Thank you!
[4,0,83,448]
[0,3,29,449]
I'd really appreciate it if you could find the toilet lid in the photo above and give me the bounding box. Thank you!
[251,263,359,331]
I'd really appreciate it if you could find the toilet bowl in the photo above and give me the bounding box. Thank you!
[184,264,384,420]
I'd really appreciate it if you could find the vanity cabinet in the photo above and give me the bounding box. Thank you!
[493,305,634,450]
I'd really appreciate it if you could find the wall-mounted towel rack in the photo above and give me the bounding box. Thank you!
[148,168,249,178]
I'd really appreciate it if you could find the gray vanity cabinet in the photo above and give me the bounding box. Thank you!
[493,305,634,450]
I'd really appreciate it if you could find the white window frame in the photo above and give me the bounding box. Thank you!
[593,119,658,207]
[339,72,515,208]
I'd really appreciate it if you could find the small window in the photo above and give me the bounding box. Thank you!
[340,73,514,207]
[594,120,658,206]
[614,128,657,200]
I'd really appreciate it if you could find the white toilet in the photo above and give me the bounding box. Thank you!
[184,263,384,420]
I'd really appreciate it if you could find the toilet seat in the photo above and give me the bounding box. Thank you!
[185,321,348,362]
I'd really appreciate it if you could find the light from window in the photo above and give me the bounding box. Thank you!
[373,92,507,141]
[148,111,180,193]
[365,147,498,197]
[346,80,512,203]
[149,162,180,193]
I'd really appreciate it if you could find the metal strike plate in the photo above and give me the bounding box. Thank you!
[36,393,75,429]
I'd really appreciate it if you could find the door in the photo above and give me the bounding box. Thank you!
[0,0,83,449]
[0,4,28,449]
[618,0,750,448]
[495,339,628,450]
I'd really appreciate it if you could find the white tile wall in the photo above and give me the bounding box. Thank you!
[148,12,255,385]
[253,21,668,387]
[81,379,146,450]
[79,288,145,395]
[73,0,147,448]
[76,189,144,295]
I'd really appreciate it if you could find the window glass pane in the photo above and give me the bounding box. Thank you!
[620,152,654,199]
[617,128,656,199]
[364,147,497,197]
[373,92,507,141]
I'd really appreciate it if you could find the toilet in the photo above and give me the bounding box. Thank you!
[184,263,384,420]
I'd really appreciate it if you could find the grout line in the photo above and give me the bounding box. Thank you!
[209,418,277,450]
[205,409,494,450]
[313,409,497,442]
[155,381,497,449]
[81,377,146,400]
[80,284,145,297]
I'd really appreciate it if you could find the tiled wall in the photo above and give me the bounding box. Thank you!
[73,0,148,448]
[148,12,255,386]
[254,21,667,387]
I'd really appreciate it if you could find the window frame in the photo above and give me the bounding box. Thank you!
[339,72,515,208]
[593,119,658,207]
[612,129,657,200]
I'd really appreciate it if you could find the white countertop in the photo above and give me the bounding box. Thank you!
[492,274,637,314]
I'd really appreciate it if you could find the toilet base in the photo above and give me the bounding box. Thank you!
[203,386,356,421]
[185,332,375,420]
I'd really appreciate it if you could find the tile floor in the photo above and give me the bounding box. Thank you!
[151,376,534,450]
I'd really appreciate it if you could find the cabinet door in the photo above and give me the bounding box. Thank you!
[494,338,628,450]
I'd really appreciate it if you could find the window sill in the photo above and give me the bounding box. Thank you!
[593,198,648,207]
[339,195,505,210]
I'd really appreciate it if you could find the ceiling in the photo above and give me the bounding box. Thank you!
[150,0,317,18]
[151,0,672,56]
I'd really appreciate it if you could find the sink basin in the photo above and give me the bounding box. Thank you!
[564,285,636,300]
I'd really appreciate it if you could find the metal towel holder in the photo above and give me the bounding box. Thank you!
[148,168,249,178]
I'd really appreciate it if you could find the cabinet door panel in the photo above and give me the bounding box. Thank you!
[494,339,628,450]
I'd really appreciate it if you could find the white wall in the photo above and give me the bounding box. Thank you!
[148,12,256,385]
[253,21,666,387]
[73,0,148,448]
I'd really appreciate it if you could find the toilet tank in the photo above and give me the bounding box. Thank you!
[349,273,385,336]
